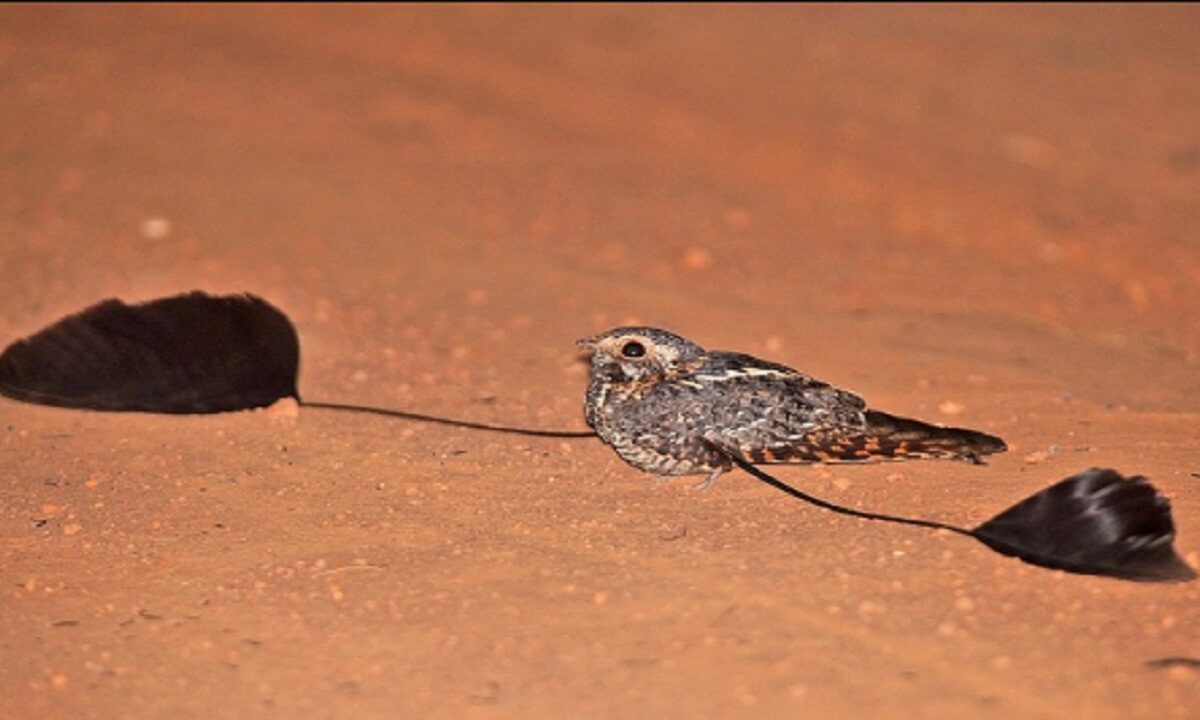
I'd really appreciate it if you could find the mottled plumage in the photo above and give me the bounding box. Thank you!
[579,327,1006,486]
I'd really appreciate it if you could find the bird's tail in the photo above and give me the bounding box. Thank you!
[733,410,1006,466]
[860,409,1006,464]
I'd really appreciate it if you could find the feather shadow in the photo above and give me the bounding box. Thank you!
[0,292,299,413]
[0,291,594,437]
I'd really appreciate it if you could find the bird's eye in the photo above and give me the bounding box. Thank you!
[620,340,647,358]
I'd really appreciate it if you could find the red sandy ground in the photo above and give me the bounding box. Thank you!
[2,5,1199,719]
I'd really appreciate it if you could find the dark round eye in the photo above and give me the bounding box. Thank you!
[620,340,647,358]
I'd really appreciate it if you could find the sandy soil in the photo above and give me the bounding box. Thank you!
[3,5,1199,719]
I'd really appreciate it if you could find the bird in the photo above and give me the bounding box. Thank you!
[578,327,1006,488]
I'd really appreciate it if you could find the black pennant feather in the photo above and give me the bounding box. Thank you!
[0,292,300,413]
[722,452,1194,583]
[972,468,1195,582]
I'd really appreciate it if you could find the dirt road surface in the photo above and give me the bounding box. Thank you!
[3,6,1199,719]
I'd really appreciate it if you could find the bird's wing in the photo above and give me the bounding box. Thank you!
[680,352,869,454]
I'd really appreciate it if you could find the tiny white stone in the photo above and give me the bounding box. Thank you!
[139,217,172,240]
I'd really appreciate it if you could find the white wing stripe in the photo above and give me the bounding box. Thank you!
[693,367,791,382]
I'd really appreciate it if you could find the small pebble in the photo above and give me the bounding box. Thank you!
[679,247,713,270]
[263,397,299,420]
[1023,450,1051,464]
[139,217,172,240]
[938,401,964,416]
[1168,665,1197,682]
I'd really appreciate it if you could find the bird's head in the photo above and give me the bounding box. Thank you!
[576,327,705,384]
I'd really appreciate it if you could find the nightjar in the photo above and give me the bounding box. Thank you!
[579,327,1006,487]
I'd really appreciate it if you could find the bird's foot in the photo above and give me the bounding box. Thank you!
[692,469,724,491]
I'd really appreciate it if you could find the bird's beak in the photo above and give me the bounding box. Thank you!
[576,336,598,350]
